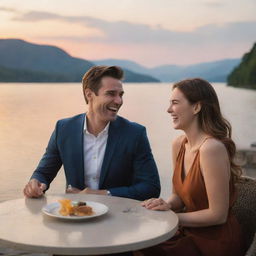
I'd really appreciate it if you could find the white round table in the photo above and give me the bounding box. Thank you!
[0,194,178,255]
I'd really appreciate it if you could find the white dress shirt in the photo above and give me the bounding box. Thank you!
[83,118,109,189]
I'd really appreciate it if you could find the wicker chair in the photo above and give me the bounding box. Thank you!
[232,176,256,256]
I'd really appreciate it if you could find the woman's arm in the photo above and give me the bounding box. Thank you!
[166,188,184,212]
[178,139,230,227]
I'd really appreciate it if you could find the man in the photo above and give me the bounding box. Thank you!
[23,66,160,200]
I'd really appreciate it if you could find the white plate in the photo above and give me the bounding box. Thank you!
[42,201,109,220]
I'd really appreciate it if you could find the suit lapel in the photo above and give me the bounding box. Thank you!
[99,117,122,188]
[71,114,85,189]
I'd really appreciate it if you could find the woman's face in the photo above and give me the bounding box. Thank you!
[167,88,198,130]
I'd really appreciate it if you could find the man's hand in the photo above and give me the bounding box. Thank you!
[23,179,46,198]
[141,198,171,211]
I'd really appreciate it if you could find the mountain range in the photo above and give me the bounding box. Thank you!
[93,58,241,82]
[0,38,242,83]
[0,39,159,82]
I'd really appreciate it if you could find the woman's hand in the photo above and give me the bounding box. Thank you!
[141,198,171,211]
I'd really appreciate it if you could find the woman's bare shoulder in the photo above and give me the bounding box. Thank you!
[200,138,230,178]
[200,138,228,157]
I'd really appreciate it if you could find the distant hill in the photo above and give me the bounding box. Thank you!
[228,43,256,89]
[92,59,149,75]
[0,39,94,81]
[94,58,241,82]
[0,65,71,82]
[0,39,159,83]
[122,69,159,82]
[152,59,241,82]
[91,58,160,82]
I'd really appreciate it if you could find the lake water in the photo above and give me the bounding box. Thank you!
[0,83,256,201]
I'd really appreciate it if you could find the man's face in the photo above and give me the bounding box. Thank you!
[88,76,124,123]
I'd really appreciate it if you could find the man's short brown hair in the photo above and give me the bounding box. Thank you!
[82,65,124,103]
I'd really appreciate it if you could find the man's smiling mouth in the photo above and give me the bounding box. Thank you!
[107,106,119,112]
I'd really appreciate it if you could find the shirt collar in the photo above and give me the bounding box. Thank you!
[84,115,110,136]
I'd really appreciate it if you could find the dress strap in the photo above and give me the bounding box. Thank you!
[176,136,187,160]
[197,136,212,150]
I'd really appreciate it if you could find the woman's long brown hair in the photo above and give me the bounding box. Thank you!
[173,78,242,182]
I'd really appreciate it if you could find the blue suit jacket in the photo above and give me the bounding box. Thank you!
[31,114,160,200]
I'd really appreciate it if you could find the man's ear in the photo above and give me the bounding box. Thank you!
[84,88,93,102]
[193,102,201,115]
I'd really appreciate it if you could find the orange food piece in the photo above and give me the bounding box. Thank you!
[59,199,74,216]
[58,199,93,216]
[73,205,93,216]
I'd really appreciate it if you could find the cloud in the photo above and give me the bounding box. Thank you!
[13,11,256,47]
[13,11,60,21]
[0,7,17,12]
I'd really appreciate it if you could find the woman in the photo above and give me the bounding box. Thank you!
[140,78,245,256]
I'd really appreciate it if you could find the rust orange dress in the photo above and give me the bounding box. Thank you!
[141,137,245,256]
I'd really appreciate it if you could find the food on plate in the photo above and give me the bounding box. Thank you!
[73,205,94,216]
[58,199,93,216]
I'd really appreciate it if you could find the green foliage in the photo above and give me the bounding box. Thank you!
[228,43,256,89]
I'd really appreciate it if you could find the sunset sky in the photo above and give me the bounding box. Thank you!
[1,0,256,66]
